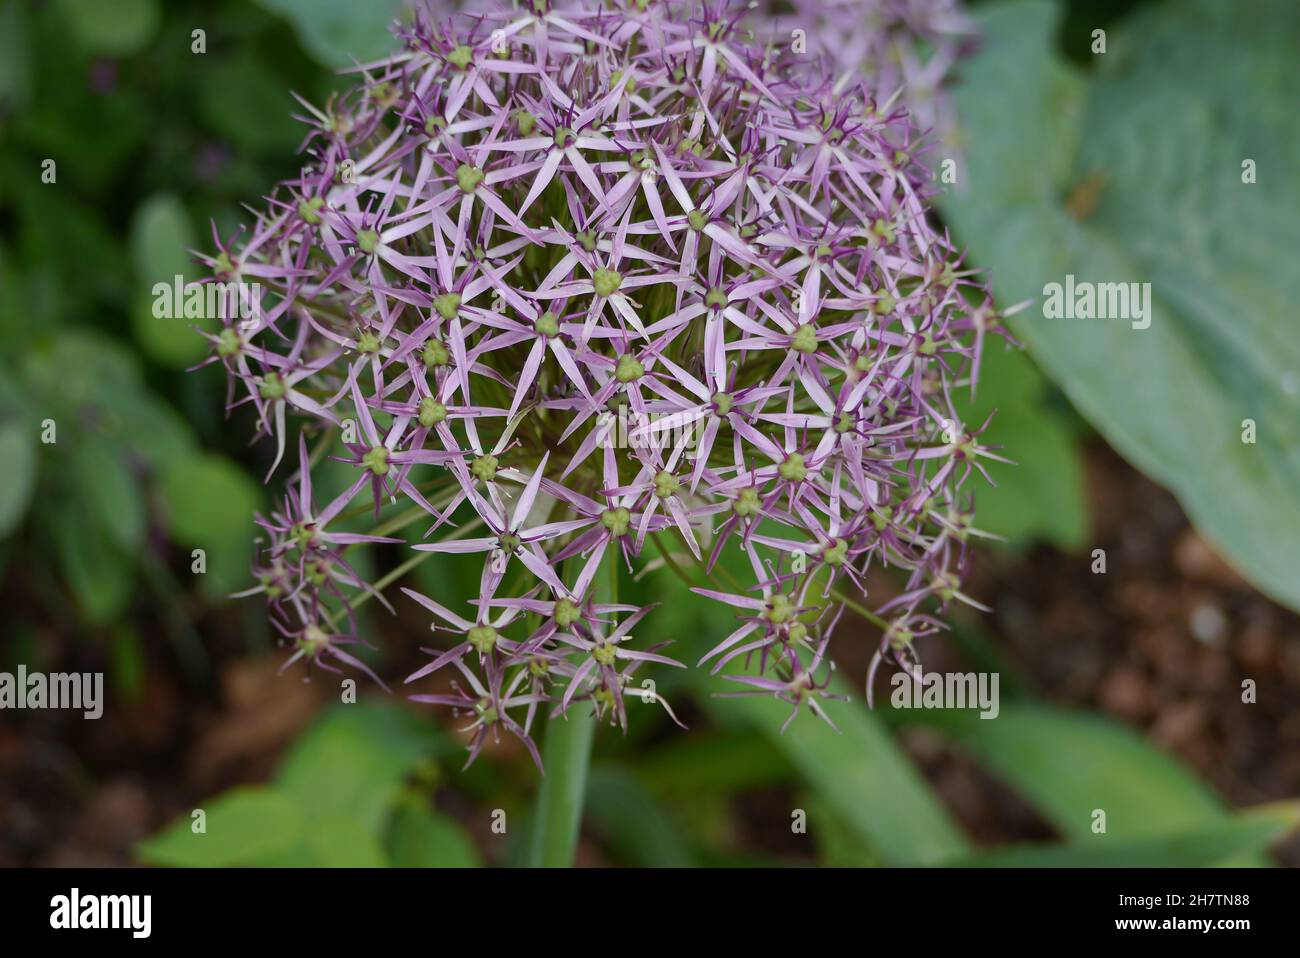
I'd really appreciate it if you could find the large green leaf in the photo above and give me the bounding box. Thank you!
[158,452,261,593]
[0,0,31,110]
[955,803,1300,868]
[197,55,303,155]
[286,816,388,867]
[56,0,159,58]
[0,416,36,537]
[901,704,1246,854]
[255,0,405,68]
[74,438,146,552]
[636,731,791,795]
[141,707,446,868]
[585,766,695,867]
[129,194,208,367]
[697,675,969,866]
[50,498,134,625]
[137,787,301,867]
[954,343,1087,549]
[940,0,1300,610]
[387,802,482,868]
[276,704,441,832]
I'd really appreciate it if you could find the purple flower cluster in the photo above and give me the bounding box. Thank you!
[426,1,975,150]
[764,0,976,151]
[200,0,1007,767]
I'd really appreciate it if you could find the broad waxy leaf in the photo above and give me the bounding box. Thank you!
[940,0,1300,610]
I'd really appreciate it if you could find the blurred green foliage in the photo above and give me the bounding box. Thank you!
[0,0,355,629]
[138,704,481,867]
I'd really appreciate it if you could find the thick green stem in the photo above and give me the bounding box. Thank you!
[526,550,615,867]
[526,698,595,867]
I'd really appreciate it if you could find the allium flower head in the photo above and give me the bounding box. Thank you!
[201,0,1008,768]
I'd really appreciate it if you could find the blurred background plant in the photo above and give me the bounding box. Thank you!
[1,0,1297,868]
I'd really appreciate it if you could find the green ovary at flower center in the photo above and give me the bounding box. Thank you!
[362,446,390,476]
[823,537,849,566]
[305,559,329,587]
[468,625,498,655]
[298,626,330,656]
[433,291,462,320]
[456,164,484,193]
[711,391,732,416]
[356,330,381,354]
[289,523,316,549]
[688,209,709,231]
[356,229,380,254]
[422,339,451,367]
[779,453,807,482]
[932,571,959,601]
[871,505,893,530]
[732,487,761,517]
[593,268,622,297]
[554,597,582,628]
[601,506,631,536]
[447,45,473,69]
[615,353,644,383]
[791,324,818,354]
[259,373,285,400]
[471,454,498,482]
[705,287,728,310]
[499,532,521,554]
[216,327,242,357]
[534,311,560,338]
[654,470,679,499]
[298,196,325,225]
[418,397,447,428]
[592,643,618,667]
[764,593,796,624]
